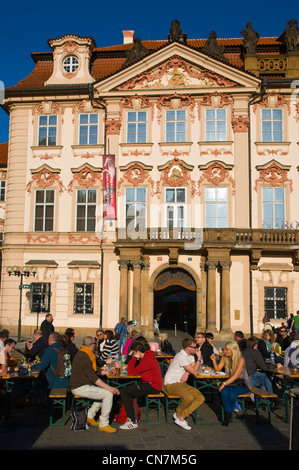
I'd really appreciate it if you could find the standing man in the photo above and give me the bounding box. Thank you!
[40,314,54,340]
[164,337,205,430]
[70,336,119,433]
[291,311,299,333]
[114,317,129,355]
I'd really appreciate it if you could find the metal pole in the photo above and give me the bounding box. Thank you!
[18,273,23,341]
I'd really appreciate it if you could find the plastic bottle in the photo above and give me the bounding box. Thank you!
[270,350,275,365]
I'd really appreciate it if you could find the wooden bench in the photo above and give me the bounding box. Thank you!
[49,388,69,426]
[250,386,277,424]
[145,392,165,424]
[71,394,91,409]
[162,387,181,424]
[220,390,251,424]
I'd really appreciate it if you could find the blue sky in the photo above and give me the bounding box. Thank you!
[0,0,298,143]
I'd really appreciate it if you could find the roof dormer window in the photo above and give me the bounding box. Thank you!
[63,55,79,73]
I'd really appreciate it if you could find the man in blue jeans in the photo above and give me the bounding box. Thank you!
[242,336,282,392]
[114,317,129,355]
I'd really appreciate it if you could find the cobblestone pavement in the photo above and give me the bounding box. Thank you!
[0,395,291,453]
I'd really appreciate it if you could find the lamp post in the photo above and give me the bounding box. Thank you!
[6,265,37,341]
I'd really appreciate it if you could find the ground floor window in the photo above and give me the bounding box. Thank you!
[74,283,94,314]
[30,283,51,313]
[264,287,287,320]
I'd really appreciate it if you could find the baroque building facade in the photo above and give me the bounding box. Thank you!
[1,20,299,339]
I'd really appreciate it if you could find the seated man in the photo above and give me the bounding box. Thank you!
[0,338,17,374]
[164,337,205,430]
[242,336,282,392]
[200,333,215,367]
[25,329,48,362]
[70,336,120,434]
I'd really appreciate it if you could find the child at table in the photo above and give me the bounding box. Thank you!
[210,341,250,426]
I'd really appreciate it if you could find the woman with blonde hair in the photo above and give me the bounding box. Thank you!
[210,341,250,426]
[159,332,175,356]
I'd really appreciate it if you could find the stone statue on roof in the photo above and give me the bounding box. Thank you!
[241,22,260,54]
[202,31,226,60]
[284,19,299,52]
[123,37,149,67]
[168,19,187,44]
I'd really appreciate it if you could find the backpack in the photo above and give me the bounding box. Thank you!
[51,348,72,378]
[70,405,90,432]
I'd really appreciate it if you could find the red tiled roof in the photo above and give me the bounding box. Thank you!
[5,35,284,92]
[0,143,8,166]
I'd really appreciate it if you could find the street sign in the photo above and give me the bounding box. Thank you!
[22,284,32,289]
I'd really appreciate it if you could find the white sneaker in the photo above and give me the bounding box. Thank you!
[174,418,192,430]
[119,418,138,430]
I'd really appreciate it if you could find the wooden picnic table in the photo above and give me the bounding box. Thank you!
[106,372,141,389]
[0,369,40,425]
[268,367,299,422]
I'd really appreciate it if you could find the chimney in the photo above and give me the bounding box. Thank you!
[123,30,135,44]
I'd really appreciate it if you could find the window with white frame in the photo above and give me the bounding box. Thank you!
[79,114,98,145]
[261,109,283,142]
[205,187,228,228]
[74,283,94,314]
[76,189,97,232]
[125,187,146,231]
[205,109,227,141]
[262,187,285,229]
[127,111,147,143]
[0,180,5,201]
[166,110,186,142]
[264,287,287,320]
[63,55,79,73]
[34,189,54,232]
[165,187,186,228]
[38,115,57,146]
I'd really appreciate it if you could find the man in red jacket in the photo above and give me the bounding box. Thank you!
[119,340,162,429]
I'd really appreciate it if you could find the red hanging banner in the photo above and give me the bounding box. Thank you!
[102,155,116,220]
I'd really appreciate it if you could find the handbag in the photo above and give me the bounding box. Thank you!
[228,377,247,388]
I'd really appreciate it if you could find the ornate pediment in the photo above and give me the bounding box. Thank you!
[116,55,237,91]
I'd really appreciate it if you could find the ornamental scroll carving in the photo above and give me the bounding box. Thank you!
[231,116,250,132]
[26,165,65,194]
[117,162,156,195]
[120,95,154,121]
[157,157,196,198]
[32,100,65,124]
[156,93,195,123]
[198,92,234,120]
[198,161,235,196]
[254,160,293,192]
[253,92,290,115]
[67,164,102,193]
[106,119,121,135]
[117,55,236,91]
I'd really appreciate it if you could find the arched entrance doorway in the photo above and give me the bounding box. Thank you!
[154,268,197,337]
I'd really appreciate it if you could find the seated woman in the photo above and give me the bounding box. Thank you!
[99,330,119,364]
[210,341,250,427]
[119,340,163,430]
[258,329,283,365]
[158,332,175,356]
